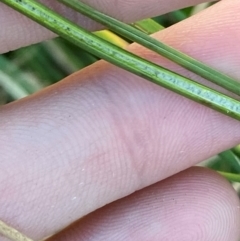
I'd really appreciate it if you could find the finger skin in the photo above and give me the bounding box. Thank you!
[0,0,209,53]
[0,0,240,240]
[49,167,240,241]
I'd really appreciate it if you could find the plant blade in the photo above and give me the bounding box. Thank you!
[218,171,240,183]
[131,19,164,35]
[59,0,240,96]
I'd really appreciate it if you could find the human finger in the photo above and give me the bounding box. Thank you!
[48,168,240,241]
[0,1,240,240]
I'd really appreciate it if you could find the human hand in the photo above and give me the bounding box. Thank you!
[0,0,240,240]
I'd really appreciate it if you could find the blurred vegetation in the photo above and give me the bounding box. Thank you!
[0,3,239,195]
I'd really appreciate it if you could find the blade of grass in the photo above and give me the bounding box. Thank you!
[131,19,164,35]
[45,33,113,74]
[3,0,240,122]
[218,150,240,173]
[218,171,240,183]
[199,156,223,169]
[0,55,43,94]
[12,44,63,84]
[43,40,81,73]
[233,145,240,158]
[53,38,99,69]
[59,0,240,96]
[0,70,29,99]
[191,3,211,16]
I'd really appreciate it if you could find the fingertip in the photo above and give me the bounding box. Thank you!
[48,167,240,241]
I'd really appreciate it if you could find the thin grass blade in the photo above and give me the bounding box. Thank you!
[219,150,240,173]
[218,171,240,183]
[59,0,240,96]
[131,19,164,35]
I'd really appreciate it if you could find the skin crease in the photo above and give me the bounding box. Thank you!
[0,0,240,240]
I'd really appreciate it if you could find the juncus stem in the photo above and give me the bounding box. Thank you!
[2,0,240,121]
[59,0,240,97]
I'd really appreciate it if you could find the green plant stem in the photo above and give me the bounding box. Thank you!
[219,150,240,173]
[131,19,164,35]
[2,0,240,121]
[59,0,240,96]
[218,171,240,183]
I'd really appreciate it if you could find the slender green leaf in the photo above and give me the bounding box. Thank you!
[191,3,211,16]
[59,0,240,96]
[218,171,240,183]
[43,40,80,73]
[131,19,164,35]
[232,145,240,158]
[200,156,223,169]
[219,150,240,173]
[0,55,43,97]
[0,71,29,99]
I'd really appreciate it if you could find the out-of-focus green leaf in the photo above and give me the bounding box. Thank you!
[218,150,240,173]
[0,55,44,99]
[131,19,164,35]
